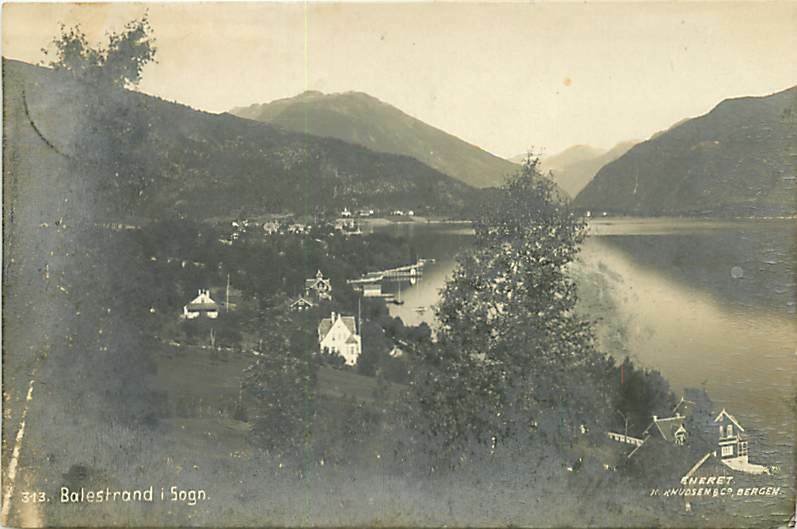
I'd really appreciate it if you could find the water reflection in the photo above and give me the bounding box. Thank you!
[588,218,796,316]
[372,218,795,471]
[368,222,474,327]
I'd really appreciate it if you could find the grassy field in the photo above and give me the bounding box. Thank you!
[154,344,406,418]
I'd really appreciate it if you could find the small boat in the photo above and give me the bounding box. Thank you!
[415,306,427,314]
[392,281,405,305]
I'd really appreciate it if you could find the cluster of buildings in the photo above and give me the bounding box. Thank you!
[295,270,363,366]
[340,207,374,218]
[221,218,313,245]
[607,391,771,478]
[183,269,364,366]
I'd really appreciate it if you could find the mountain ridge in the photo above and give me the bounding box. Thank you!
[3,59,475,222]
[538,142,637,197]
[230,90,519,188]
[574,85,797,216]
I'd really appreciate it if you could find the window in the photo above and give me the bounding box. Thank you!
[721,445,734,457]
[727,425,733,437]
[675,432,685,445]
[739,441,748,457]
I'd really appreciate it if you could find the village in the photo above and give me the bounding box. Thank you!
[134,206,435,435]
[2,4,794,526]
[167,209,781,498]
[178,205,431,368]
[86,200,787,508]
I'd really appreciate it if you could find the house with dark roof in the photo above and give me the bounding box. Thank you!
[305,270,333,302]
[607,393,770,475]
[290,296,315,312]
[318,311,361,366]
[642,414,689,446]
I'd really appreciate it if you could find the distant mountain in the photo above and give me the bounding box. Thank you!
[230,91,518,188]
[508,153,530,164]
[575,86,797,216]
[543,145,604,168]
[539,143,636,197]
[510,145,603,166]
[4,59,474,222]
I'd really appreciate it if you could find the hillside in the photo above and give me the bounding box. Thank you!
[3,59,474,222]
[540,142,636,197]
[230,91,518,188]
[574,86,797,216]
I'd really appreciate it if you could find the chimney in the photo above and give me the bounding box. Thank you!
[331,311,336,321]
[652,415,658,422]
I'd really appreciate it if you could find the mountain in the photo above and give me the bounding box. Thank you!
[574,87,797,216]
[542,145,604,168]
[508,153,531,164]
[509,145,603,166]
[230,91,518,188]
[3,59,474,222]
[539,143,636,197]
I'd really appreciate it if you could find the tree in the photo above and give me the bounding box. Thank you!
[413,157,612,458]
[612,357,676,434]
[243,301,319,457]
[42,14,156,88]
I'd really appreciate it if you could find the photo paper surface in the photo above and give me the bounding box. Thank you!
[2,3,795,527]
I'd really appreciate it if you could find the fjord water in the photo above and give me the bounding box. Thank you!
[374,218,796,474]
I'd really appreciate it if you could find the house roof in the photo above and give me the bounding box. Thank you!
[682,450,768,479]
[684,451,715,479]
[714,409,745,432]
[306,277,331,290]
[290,296,314,307]
[318,313,357,339]
[318,319,333,337]
[339,316,357,334]
[186,290,218,311]
[643,415,686,443]
[672,396,696,416]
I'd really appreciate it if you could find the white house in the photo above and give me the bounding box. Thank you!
[681,410,770,482]
[318,312,361,366]
[712,409,768,474]
[183,289,219,319]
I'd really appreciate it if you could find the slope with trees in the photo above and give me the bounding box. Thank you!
[540,142,637,197]
[231,90,519,188]
[4,58,475,222]
[575,86,797,216]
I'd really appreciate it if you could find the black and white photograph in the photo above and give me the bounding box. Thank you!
[1,2,795,527]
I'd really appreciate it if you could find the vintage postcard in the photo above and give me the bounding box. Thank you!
[2,2,795,527]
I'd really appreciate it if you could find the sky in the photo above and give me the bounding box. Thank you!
[3,2,796,158]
